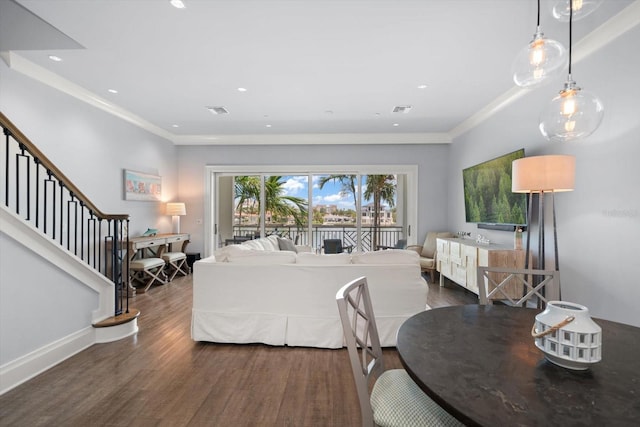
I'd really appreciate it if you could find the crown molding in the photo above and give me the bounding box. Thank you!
[3,51,174,141]
[173,132,451,145]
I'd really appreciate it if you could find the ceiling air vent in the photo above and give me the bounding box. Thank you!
[206,106,229,115]
[392,105,412,114]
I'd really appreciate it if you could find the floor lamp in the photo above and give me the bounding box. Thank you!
[166,202,186,233]
[512,155,575,300]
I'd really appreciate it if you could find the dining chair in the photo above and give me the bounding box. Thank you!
[336,276,463,427]
[477,266,559,307]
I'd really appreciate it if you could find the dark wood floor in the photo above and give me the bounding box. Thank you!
[0,274,477,427]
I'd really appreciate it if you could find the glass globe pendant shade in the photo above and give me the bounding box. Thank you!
[539,78,604,142]
[512,28,567,87]
[552,0,603,22]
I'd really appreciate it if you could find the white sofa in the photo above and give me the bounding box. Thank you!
[191,236,429,348]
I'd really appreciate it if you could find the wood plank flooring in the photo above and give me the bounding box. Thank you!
[0,274,477,427]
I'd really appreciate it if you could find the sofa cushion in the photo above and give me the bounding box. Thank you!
[227,250,296,264]
[277,237,298,253]
[351,249,419,265]
[296,252,352,265]
[213,244,251,262]
[240,239,265,250]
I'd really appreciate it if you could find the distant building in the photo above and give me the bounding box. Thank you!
[314,204,338,214]
[361,203,394,225]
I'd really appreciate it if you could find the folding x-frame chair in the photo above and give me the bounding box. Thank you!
[130,257,167,292]
[161,251,189,281]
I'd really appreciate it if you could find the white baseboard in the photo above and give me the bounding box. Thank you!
[0,327,95,395]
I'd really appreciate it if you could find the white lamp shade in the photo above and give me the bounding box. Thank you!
[512,155,576,193]
[166,202,186,216]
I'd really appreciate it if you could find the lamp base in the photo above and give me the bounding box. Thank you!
[171,216,181,234]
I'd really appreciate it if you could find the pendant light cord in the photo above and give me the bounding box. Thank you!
[569,1,573,75]
[537,0,541,26]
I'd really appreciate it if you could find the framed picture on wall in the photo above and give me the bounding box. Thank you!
[123,169,162,201]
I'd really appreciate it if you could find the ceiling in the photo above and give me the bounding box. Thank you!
[2,0,638,145]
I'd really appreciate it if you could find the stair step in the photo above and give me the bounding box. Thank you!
[93,309,140,328]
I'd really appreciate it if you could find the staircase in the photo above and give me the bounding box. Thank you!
[1,112,138,393]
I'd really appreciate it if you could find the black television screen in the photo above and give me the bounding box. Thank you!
[463,149,527,229]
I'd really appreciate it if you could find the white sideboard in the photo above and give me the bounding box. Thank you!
[436,237,526,299]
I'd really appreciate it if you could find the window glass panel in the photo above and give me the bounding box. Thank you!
[264,175,308,243]
[313,174,357,252]
[361,174,400,251]
[233,175,260,239]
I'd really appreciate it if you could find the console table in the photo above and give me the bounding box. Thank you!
[127,233,190,260]
[437,237,526,300]
[107,233,190,293]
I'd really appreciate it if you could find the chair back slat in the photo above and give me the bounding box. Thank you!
[336,276,384,427]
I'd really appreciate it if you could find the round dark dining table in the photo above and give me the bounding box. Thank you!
[396,304,640,427]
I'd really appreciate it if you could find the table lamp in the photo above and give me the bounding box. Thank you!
[512,155,575,299]
[166,202,186,233]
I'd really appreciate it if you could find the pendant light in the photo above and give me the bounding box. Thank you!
[552,0,603,22]
[539,2,604,142]
[512,0,566,88]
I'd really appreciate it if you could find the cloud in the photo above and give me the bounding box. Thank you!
[281,177,306,195]
[323,193,346,202]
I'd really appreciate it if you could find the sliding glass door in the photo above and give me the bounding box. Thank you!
[205,166,416,257]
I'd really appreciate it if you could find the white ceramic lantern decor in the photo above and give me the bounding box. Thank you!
[531,301,602,370]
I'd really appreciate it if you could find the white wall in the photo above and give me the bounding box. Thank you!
[176,143,451,255]
[447,26,640,327]
[0,58,179,371]
[0,232,97,365]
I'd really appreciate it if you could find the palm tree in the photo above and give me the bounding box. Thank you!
[364,175,396,249]
[319,174,397,250]
[263,176,308,228]
[234,176,260,226]
[318,175,357,207]
[234,175,308,232]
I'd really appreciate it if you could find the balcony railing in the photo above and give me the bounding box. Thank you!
[230,224,404,252]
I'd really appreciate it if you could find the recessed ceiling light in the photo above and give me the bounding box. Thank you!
[237,87,247,92]
[393,123,400,127]
[417,84,428,89]
[108,89,118,94]
[48,55,62,62]
[172,124,179,128]
[170,0,186,9]
[265,124,272,128]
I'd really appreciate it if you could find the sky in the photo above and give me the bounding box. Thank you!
[279,175,394,211]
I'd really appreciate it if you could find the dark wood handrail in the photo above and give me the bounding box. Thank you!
[1,111,128,221]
